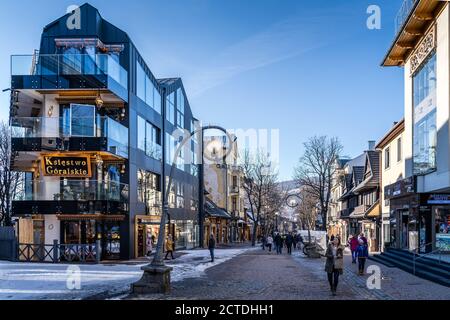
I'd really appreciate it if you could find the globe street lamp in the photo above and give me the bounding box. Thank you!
[132,124,233,294]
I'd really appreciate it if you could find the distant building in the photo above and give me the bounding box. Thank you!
[203,136,249,245]
[375,120,405,252]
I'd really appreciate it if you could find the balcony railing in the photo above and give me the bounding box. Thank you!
[11,54,128,93]
[11,116,129,158]
[14,180,129,202]
[395,0,419,36]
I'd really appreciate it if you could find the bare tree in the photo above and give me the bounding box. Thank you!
[296,186,319,244]
[293,136,342,231]
[241,151,281,246]
[0,121,23,226]
[261,183,287,236]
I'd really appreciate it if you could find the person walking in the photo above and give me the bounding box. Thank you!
[356,239,369,275]
[359,232,368,245]
[273,233,283,254]
[274,233,283,254]
[285,233,293,255]
[146,233,153,257]
[261,235,266,250]
[164,235,175,260]
[348,234,359,264]
[208,234,216,262]
[266,234,273,252]
[324,237,344,296]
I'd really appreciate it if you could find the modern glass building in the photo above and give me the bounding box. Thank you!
[10,3,200,261]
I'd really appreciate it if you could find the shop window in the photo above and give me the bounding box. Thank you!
[434,208,450,251]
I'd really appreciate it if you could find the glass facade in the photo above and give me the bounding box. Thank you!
[136,61,161,114]
[413,52,437,175]
[177,88,185,129]
[166,92,175,124]
[137,115,162,160]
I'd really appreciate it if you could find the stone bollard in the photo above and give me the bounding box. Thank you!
[131,265,173,294]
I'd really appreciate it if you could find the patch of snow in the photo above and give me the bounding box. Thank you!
[0,247,254,300]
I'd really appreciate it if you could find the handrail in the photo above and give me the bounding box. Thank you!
[411,240,447,275]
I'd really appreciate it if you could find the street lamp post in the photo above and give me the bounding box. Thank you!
[132,124,233,294]
[275,212,279,232]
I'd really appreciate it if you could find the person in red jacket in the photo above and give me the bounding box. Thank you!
[348,234,359,264]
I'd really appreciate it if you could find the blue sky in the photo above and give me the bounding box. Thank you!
[0,0,404,181]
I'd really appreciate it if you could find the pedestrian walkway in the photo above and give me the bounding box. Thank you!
[131,248,360,300]
[128,246,450,300]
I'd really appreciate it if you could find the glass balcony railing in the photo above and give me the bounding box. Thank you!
[395,0,419,36]
[11,54,128,90]
[11,116,129,158]
[14,180,129,202]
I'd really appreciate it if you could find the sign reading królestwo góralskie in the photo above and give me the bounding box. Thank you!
[42,155,92,178]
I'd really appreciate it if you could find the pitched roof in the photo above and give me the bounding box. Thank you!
[352,166,365,185]
[375,119,405,150]
[353,151,380,193]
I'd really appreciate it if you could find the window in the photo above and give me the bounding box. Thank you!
[137,116,146,151]
[166,93,175,124]
[137,115,161,160]
[397,137,402,162]
[385,147,390,169]
[137,170,161,215]
[70,104,95,136]
[136,62,146,101]
[166,133,176,164]
[136,61,161,114]
[176,89,185,129]
[176,182,184,209]
[413,52,437,175]
[232,197,237,212]
[154,90,161,114]
[383,224,390,244]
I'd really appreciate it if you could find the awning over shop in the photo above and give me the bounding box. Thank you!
[56,214,125,221]
[366,201,381,218]
[349,205,368,219]
[205,198,232,219]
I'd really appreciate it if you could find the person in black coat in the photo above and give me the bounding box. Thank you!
[274,233,283,254]
[285,233,294,254]
[208,234,216,262]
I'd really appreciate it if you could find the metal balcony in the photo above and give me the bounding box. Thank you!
[12,180,129,216]
[10,116,129,158]
[11,54,128,101]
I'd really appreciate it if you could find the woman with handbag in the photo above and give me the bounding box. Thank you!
[324,237,345,296]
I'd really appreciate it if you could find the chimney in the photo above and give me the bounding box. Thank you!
[368,140,375,150]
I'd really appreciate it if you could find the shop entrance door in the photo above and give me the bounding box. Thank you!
[400,211,409,250]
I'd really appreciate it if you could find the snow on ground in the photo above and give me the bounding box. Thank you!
[0,247,253,300]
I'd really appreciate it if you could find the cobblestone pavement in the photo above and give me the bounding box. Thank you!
[128,246,450,300]
[129,248,359,300]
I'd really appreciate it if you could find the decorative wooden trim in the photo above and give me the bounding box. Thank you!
[410,25,436,75]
